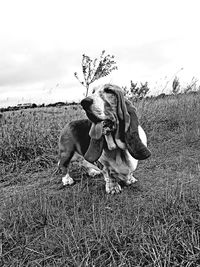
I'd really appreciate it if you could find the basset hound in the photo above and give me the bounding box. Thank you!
[58,84,151,194]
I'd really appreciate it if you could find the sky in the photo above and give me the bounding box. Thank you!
[0,0,200,107]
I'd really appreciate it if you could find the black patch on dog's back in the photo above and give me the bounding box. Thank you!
[70,119,92,155]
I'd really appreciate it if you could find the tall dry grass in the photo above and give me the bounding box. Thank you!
[0,106,85,175]
[1,93,199,168]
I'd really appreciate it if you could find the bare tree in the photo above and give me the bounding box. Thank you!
[123,81,150,100]
[74,50,118,96]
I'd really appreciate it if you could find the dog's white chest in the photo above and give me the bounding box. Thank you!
[99,149,138,176]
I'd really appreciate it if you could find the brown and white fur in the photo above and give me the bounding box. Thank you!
[58,84,151,194]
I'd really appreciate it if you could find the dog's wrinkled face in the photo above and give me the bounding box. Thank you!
[81,84,151,160]
[81,85,118,124]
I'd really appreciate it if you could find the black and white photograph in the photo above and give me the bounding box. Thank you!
[1,0,200,266]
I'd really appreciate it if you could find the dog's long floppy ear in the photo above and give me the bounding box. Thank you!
[104,84,130,149]
[125,100,151,160]
[84,123,104,163]
[114,87,130,133]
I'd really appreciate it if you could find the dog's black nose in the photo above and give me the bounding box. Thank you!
[81,97,93,110]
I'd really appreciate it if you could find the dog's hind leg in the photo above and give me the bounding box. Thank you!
[58,151,75,185]
[58,130,76,186]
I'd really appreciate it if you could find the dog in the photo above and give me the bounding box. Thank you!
[58,84,151,194]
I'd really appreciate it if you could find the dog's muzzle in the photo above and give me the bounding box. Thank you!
[81,97,103,123]
[81,97,93,110]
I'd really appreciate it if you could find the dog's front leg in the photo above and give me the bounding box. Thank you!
[84,160,102,177]
[103,168,121,194]
[124,173,138,185]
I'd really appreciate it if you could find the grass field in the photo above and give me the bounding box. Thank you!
[1,92,200,266]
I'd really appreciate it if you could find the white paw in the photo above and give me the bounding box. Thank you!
[125,175,138,185]
[105,182,122,194]
[88,168,101,177]
[62,174,74,185]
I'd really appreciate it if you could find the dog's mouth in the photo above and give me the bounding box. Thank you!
[85,110,103,124]
[89,118,117,150]
[86,109,116,149]
[102,119,116,135]
[86,110,115,130]
[102,119,117,150]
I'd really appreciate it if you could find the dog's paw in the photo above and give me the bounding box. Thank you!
[88,168,101,177]
[125,175,138,185]
[105,182,122,194]
[62,174,74,186]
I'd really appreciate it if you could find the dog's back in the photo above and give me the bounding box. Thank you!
[58,119,92,171]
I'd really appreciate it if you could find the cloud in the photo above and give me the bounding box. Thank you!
[116,39,177,69]
[1,36,200,108]
[0,48,73,87]
[0,81,85,107]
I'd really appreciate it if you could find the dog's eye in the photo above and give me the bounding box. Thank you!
[104,88,115,98]
[104,93,116,105]
[104,87,113,94]
[92,88,96,94]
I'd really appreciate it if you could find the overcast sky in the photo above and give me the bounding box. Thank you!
[0,0,200,107]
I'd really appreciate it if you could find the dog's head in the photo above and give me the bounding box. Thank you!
[81,84,151,162]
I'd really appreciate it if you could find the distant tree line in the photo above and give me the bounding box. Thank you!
[0,101,78,113]
[0,90,199,114]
